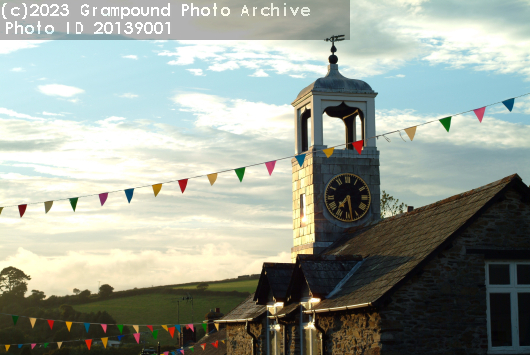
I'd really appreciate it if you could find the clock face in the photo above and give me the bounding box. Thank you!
[324,173,371,222]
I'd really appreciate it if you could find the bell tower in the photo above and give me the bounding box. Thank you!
[291,36,380,262]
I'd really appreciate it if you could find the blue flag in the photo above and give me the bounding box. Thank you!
[295,154,306,167]
[175,324,181,333]
[117,335,124,341]
[125,188,134,203]
[84,323,90,332]
[18,345,23,349]
[502,98,515,112]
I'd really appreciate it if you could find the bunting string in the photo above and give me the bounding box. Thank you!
[0,93,528,215]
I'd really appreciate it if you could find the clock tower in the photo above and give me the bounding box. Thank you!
[291,37,380,261]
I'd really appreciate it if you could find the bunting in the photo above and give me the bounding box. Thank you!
[12,315,18,325]
[152,184,163,197]
[44,343,49,348]
[162,325,168,331]
[169,327,175,338]
[176,325,181,333]
[439,117,452,132]
[200,344,206,350]
[31,344,36,349]
[84,323,90,333]
[503,98,515,112]
[147,325,153,332]
[235,168,245,182]
[207,173,217,186]
[85,339,92,350]
[66,321,72,331]
[215,323,219,331]
[265,161,276,176]
[101,324,107,333]
[99,193,108,206]
[0,207,3,215]
[188,324,194,332]
[57,342,62,349]
[202,323,207,332]
[323,147,334,158]
[178,179,188,193]
[4,345,9,351]
[101,337,108,349]
[125,189,134,203]
[18,204,26,218]
[133,325,139,333]
[352,140,364,155]
[70,197,78,211]
[117,324,123,333]
[473,107,486,122]
[48,319,54,329]
[212,340,218,348]
[133,333,141,343]
[29,318,36,328]
[44,201,53,214]
[404,127,417,141]
[152,330,158,339]
[295,154,306,167]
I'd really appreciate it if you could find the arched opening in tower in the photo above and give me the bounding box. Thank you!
[324,102,364,150]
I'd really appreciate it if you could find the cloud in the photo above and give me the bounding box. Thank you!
[186,69,205,76]
[385,74,405,78]
[42,111,65,116]
[250,69,269,77]
[0,108,42,120]
[0,41,45,54]
[11,67,24,72]
[38,84,84,98]
[119,93,139,99]
[122,55,138,60]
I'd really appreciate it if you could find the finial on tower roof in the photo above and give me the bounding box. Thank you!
[324,34,345,64]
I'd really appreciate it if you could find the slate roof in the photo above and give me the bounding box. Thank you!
[194,328,227,355]
[254,263,296,303]
[311,174,528,312]
[216,294,266,323]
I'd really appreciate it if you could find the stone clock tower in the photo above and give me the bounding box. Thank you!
[291,38,380,261]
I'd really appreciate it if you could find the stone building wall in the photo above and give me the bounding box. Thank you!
[226,320,266,355]
[378,186,530,355]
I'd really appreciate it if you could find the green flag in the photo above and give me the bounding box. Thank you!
[69,197,79,212]
[190,347,194,352]
[44,343,49,348]
[235,167,245,182]
[202,324,207,332]
[439,116,452,132]
[152,330,158,339]
[12,315,18,325]
[117,324,124,334]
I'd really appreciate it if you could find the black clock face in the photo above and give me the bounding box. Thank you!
[324,173,371,222]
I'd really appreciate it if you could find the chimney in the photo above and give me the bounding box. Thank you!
[407,206,414,212]
[205,308,224,333]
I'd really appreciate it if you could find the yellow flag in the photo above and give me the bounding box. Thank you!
[323,147,334,158]
[133,325,139,333]
[207,173,217,186]
[404,126,417,141]
[152,184,163,197]
[215,323,219,331]
[221,340,225,344]
[0,207,3,215]
[66,321,72,331]
[161,325,168,331]
[44,201,53,214]
[101,337,108,348]
[5,345,10,351]
[57,342,62,349]
[29,317,37,328]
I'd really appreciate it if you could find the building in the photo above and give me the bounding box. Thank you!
[215,41,530,354]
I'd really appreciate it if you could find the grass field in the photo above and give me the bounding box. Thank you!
[175,278,259,293]
[73,291,247,346]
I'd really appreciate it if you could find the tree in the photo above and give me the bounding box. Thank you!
[78,289,91,301]
[380,190,408,219]
[73,288,81,295]
[99,284,114,298]
[27,289,46,303]
[0,267,31,297]
[196,282,209,291]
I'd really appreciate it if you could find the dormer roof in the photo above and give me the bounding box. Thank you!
[254,263,296,304]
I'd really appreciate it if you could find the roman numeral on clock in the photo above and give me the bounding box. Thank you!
[336,209,343,218]
[336,178,342,186]
[359,186,366,191]
[327,195,334,200]
[359,202,367,211]
[361,195,369,200]
[329,201,337,210]
[345,176,351,183]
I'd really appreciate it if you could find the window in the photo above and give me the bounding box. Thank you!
[267,305,283,355]
[300,194,307,227]
[300,302,320,355]
[486,262,530,353]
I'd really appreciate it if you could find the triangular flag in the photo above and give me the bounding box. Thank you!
[190,347,194,353]
[0,207,3,215]
[70,197,78,212]
[265,161,276,176]
[152,184,163,197]
[404,126,417,141]
[66,321,72,331]
[152,330,158,339]
[295,154,305,167]
[503,98,515,112]
[169,327,175,338]
[44,201,53,213]
[235,167,245,182]
[99,193,108,206]
[101,338,108,349]
[215,323,219,331]
[12,315,18,325]
[133,325,139,333]
[202,323,207,332]
[201,344,206,350]
[439,116,451,132]
[125,189,134,203]
[178,179,188,193]
[323,147,334,158]
[147,325,153,332]
[31,344,36,350]
[164,352,168,355]
[175,325,181,333]
[57,342,62,349]
[29,318,36,328]
[221,340,225,344]
[18,345,22,349]
[207,173,217,186]
[180,351,185,355]
[133,333,141,343]
[18,204,27,218]
[101,324,107,333]
[5,345,10,351]
[212,341,218,348]
[117,324,124,333]
[43,343,49,349]
[188,324,195,332]
[352,140,364,155]
[117,335,124,341]
[48,319,54,329]
[85,339,92,350]
[162,325,168,331]
[473,107,486,123]
[84,323,90,332]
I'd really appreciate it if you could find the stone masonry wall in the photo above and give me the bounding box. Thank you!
[226,320,266,355]
[378,186,530,355]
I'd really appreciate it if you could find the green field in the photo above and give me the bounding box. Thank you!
[175,278,259,293]
[73,292,247,346]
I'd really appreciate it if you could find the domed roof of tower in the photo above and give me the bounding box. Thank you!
[294,63,375,102]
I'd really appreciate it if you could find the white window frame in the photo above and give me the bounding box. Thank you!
[486,261,530,354]
[267,303,283,355]
[300,299,320,355]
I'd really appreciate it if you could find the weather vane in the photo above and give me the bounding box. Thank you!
[324,35,345,64]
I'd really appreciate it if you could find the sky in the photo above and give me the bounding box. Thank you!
[1,0,530,297]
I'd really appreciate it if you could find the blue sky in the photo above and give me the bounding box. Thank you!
[1,0,530,296]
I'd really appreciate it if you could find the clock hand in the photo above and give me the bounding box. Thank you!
[338,197,348,209]
[347,195,353,221]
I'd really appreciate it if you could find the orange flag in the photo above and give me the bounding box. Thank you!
[207,173,218,186]
[152,184,163,197]
[404,127,417,141]
[323,147,334,158]
[101,337,108,348]
[66,321,72,331]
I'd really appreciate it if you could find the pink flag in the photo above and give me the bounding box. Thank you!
[178,179,188,193]
[474,107,486,123]
[164,352,169,355]
[180,350,185,355]
[31,344,36,349]
[188,324,194,332]
[133,333,141,343]
[101,324,107,333]
[265,161,276,176]
[99,193,108,206]
[352,140,364,155]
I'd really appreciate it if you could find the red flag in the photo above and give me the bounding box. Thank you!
[47,320,54,329]
[352,140,364,155]
[147,325,153,332]
[212,340,219,348]
[18,204,27,218]
[473,107,486,123]
[178,179,188,193]
[201,344,206,350]
[85,339,92,350]
[169,327,175,338]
